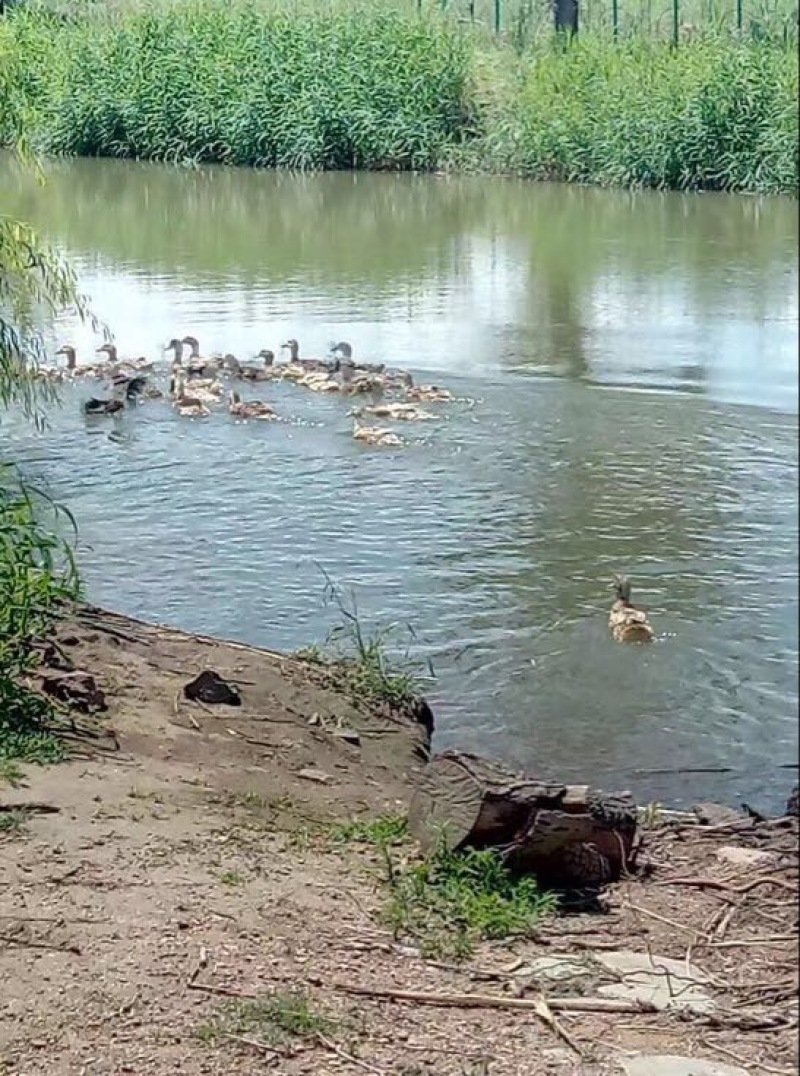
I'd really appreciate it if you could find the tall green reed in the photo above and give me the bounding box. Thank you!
[1,2,473,169]
[472,34,798,193]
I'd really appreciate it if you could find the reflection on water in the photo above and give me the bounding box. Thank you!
[1,156,797,812]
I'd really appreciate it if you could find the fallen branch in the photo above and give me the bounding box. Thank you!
[0,802,60,815]
[710,934,797,949]
[531,996,586,1057]
[316,1034,385,1075]
[223,1033,280,1063]
[188,981,258,1000]
[329,981,657,1015]
[624,900,710,941]
[0,932,80,955]
[656,874,797,895]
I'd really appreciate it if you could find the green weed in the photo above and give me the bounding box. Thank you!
[198,988,334,1050]
[301,570,434,712]
[0,759,24,787]
[219,869,246,886]
[331,812,410,847]
[0,469,81,765]
[382,839,556,959]
[0,810,27,834]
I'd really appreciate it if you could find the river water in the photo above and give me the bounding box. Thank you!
[1,156,797,812]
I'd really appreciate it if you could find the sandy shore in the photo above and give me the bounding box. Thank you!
[0,605,796,1075]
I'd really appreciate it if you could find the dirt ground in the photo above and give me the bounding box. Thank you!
[1,606,797,1076]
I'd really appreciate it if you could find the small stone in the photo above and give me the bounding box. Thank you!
[715,845,776,869]
[297,767,331,784]
[623,1055,748,1076]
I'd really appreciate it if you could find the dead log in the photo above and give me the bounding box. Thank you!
[408,751,637,887]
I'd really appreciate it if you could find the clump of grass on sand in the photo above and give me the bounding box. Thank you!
[197,988,335,1051]
[296,574,434,713]
[334,812,556,959]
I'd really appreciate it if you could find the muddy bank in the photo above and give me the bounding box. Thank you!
[39,601,433,824]
[0,604,797,1075]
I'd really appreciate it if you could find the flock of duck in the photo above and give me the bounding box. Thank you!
[43,335,457,446]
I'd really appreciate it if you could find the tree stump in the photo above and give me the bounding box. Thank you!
[408,751,638,887]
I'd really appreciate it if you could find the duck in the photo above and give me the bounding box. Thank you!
[235,350,278,382]
[110,371,151,401]
[281,338,335,374]
[351,402,437,422]
[164,337,185,372]
[608,575,654,644]
[55,344,103,379]
[181,335,222,377]
[171,376,211,418]
[96,343,153,376]
[169,373,221,404]
[228,391,276,420]
[330,341,386,375]
[83,388,125,415]
[337,361,385,397]
[299,371,341,393]
[404,375,453,403]
[352,418,403,447]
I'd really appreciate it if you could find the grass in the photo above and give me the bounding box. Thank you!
[333,811,555,959]
[0,0,796,193]
[0,759,25,787]
[0,810,27,834]
[219,869,247,886]
[297,572,433,713]
[0,469,81,765]
[197,988,334,1051]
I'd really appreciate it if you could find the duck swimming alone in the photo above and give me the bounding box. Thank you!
[608,575,655,644]
[228,391,276,420]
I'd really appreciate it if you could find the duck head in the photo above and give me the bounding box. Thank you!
[281,339,300,363]
[96,342,118,362]
[164,338,184,363]
[331,341,353,361]
[400,372,414,388]
[256,349,275,367]
[56,344,77,370]
[181,335,201,358]
[612,575,632,603]
[229,390,241,405]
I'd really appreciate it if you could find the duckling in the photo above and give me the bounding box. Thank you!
[404,374,453,403]
[171,375,211,418]
[608,575,654,644]
[331,341,386,375]
[228,391,276,421]
[352,418,403,447]
[281,338,335,374]
[351,402,437,421]
[181,335,222,377]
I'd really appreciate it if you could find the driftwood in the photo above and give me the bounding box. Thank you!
[408,751,637,887]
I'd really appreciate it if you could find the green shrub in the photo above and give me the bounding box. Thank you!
[476,35,798,193]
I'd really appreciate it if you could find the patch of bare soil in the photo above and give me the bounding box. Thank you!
[1,606,797,1075]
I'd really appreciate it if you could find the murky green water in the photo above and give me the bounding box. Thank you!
[2,156,797,812]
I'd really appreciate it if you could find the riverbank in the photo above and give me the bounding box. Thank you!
[1,605,797,1074]
[0,1,797,194]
